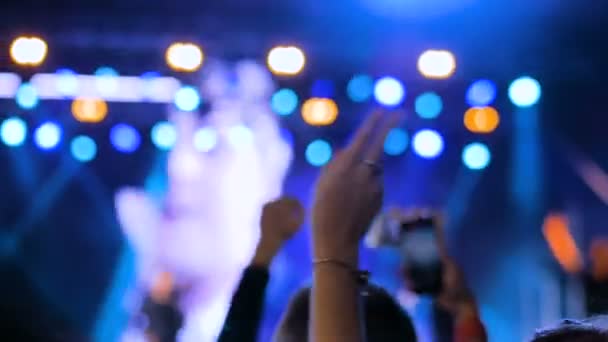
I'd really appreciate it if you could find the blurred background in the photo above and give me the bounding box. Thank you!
[1,0,608,341]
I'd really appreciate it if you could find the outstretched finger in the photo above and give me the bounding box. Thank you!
[363,111,402,162]
[346,110,384,162]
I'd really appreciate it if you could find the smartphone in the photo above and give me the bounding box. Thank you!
[400,218,443,295]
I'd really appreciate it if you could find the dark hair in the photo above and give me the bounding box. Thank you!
[273,283,417,342]
[531,318,608,342]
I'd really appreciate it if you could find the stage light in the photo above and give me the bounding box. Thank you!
[0,73,22,98]
[10,36,47,66]
[174,86,201,112]
[193,127,218,152]
[412,129,444,159]
[15,83,39,109]
[166,42,204,72]
[71,97,108,123]
[267,46,306,76]
[94,67,119,96]
[34,122,62,150]
[0,117,27,147]
[301,98,339,126]
[151,121,177,150]
[70,135,97,162]
[374,77,405,106]
[415,92,443,119]
[305,139,332,167]
[543,213,583,274]
[462,142,491,170]
[110,124,140,153]
[271,88,299,116]
[417,50,456,79]
[55,68,79,97]
[466,79,496,107]
[347,74,374,103]
[509,76,541,107]
[228,125,254,149]
[384,128,408,156]
[464,106,500,133]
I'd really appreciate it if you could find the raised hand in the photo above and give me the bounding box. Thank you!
[312,110,399,265]
[251,197,305,267]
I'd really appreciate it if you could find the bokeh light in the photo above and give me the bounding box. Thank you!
[55,68,79,97]
[193,127,218,152]
[70,135,97,162]
[301,98,339,126]
[305,139,332,167]
[412,129,444,159]
[151,121,177,150]
[466,79,497,107]
[166,42,204,72]
[462,142,491,170]
[110,124,141,153]
[509,76,541,107]
[464,106,500,133]
[0,117,27,147]
[384,128,408,156]
[347,74,374,103]
[267,46,306,76]
[415,92,443,119]
[173,86,201,112]
[374,77,405,106]
[15,83,39,109]
[71,97,108,123]
[10,36,48,66]
[34,122,62,150]
[543,213,583,274]
[228,125,254,149]
[417,50,456,79]
[94,67,119,95]
[271,88,299,116]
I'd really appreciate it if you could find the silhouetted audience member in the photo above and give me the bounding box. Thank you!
[274,284,417,342]
[531,317,608,342]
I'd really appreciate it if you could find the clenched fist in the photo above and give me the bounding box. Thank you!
[252,197,305,267]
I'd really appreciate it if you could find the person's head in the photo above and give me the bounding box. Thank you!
[273,284,417,342]
[531,317,608,342]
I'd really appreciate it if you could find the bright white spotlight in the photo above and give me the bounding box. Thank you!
[166,42,204,72]
[15,83,39,109]
[374,77,405,106]
[193,127,218,152]
[151,121,177,150]
[412,129,444,159]
[55,69,79,97]
[10,36,48,66]
[417,50,456,79]
[34,122,62,150]
[0,117,27,147]
[94,67,120,96]
[462,142,491,170]
[228,125,254,149]
[174,86,201,112]
[267,46,306,76]
[508,76,541,107]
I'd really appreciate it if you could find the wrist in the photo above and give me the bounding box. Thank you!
[251,237,282,267]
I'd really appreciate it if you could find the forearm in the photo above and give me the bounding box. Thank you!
[310,251,364,342]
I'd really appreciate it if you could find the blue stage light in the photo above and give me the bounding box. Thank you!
[0,117,27,147]
[305,139,332,166]
[509,76,541,107]
[174,86,201,112]
[151,121,177,150]
[71,135,97,162]
[374,77,405,106]
[347,74,374,103]
[15,83,39,109]
[34,122,62,150]
[193,127,218,152]
[55,68,79,97]
[412,129,444,159]
[271,88,299,116]
[384,128,408,156]
[466,79,496,107]
[415,92,443,119]
[462,142,491,170]
[110,124,141,153]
